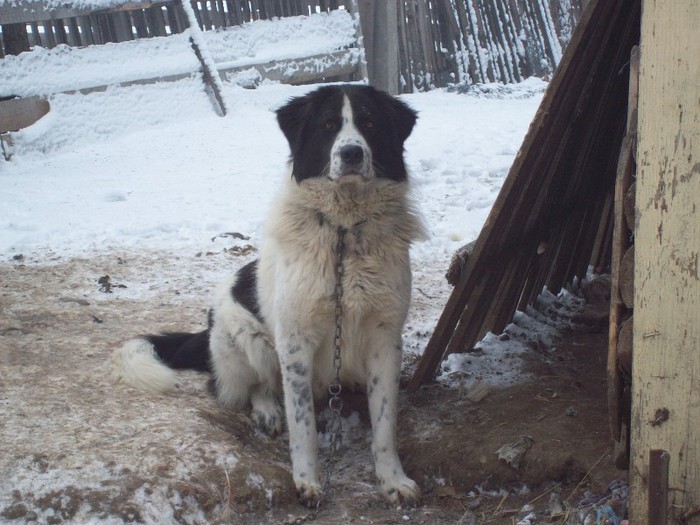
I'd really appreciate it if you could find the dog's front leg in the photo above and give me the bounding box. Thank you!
[277,334,323,507]
[366,330,421,505]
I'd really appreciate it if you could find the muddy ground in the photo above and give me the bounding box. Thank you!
[0,250,626,524]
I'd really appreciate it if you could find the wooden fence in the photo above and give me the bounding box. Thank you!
[0,0,345,56]
[1,0,587,91]
[397,0,588,90]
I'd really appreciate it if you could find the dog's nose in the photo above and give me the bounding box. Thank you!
[340,145,364,165]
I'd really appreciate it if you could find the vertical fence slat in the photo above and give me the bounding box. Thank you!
[147,6,167,36]
[28,21,41,47]
[131,9,149,38]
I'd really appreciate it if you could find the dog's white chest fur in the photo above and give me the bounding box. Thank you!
[258,177,424,393]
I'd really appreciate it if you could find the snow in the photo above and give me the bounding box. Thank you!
[0,0,143,8]
[440,288,586,388]
[0,77,546,260]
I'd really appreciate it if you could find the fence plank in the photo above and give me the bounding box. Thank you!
[147,6,167,36]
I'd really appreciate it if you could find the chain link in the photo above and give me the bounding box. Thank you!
[324,225,347,493]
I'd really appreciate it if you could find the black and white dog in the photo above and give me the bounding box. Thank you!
[112,84,426,506]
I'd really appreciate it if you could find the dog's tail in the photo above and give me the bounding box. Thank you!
[111,330,211,393]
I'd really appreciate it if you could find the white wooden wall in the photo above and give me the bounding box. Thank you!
[630,0,700,521]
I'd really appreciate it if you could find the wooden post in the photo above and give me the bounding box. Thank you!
[356,0,399,94]
[630,0,700,521]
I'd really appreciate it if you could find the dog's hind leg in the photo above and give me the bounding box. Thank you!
[209,339,256,410]
[210,306,283,436]
[210,339,283,437]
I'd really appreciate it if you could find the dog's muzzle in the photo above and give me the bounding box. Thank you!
[339,144,365,176]
[332,142,371,180]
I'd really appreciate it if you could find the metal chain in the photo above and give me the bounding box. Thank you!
[324,225,347,493]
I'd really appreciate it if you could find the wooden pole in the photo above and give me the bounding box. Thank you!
[356,0,399,94]
[630,0,700,521]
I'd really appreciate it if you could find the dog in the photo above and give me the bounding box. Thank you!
[112,84,426,507]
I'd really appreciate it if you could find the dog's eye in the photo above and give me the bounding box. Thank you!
[364,120,375,130]
[324,119,338,131]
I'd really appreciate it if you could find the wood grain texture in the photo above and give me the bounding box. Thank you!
[630,0,700,521]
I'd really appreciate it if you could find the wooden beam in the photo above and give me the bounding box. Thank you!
[49,50,360,96]
[630,0,700,521]
[0,0,163,24]
[1,23,30,54]
[409,0,613,389]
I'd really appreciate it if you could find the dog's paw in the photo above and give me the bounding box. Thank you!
[250,395,283,437]
[251,404,283,437]
[296,480,323,508]
[379,475,421,505]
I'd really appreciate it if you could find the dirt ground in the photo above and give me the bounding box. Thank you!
[0,250,627,524]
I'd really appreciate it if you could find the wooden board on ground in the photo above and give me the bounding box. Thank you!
[0,96,49,132]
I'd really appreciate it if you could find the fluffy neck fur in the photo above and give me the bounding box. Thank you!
[268,174,428,247]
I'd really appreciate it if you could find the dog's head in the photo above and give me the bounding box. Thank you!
[276,85,417,184]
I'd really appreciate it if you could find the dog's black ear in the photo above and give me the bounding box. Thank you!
[276,94,312,154]
[367,87,417,144]
[387,95,418,144]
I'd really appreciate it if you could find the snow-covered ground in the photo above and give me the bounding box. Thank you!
[1,78,545,257]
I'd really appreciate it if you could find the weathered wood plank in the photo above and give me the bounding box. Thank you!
[617,315,632,376]
[607,134,635,443]
[624,181,636,233]
[630,0,700,521]
[589,191,614,273]
[0,0,162,24]
[619,245,634,309]
[1,23,30,54]
[0,96,50,133]
[409,0,642,389]
[48,49,359,96]
[220,49,361,85]
[146,6,167,36]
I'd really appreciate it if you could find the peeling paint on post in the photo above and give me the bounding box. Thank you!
[630,0,700,522]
